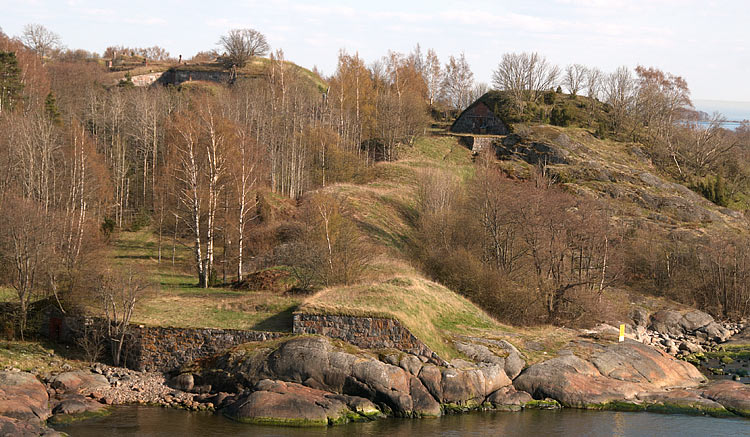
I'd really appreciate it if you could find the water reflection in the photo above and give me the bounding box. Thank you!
[57,406,750,437]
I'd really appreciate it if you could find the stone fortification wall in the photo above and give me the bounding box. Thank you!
[42,312,284,372]
[42,310,444,371]
[125,326,284,372]
[129,69,231,87]
[292,313,444,364]
[130,72,164,87]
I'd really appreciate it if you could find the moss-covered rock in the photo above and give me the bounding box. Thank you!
[523,399,561,410]
[222,379,381,427]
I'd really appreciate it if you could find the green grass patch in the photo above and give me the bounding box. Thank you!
[108,230,301,331]
[0,340,85,374]
[298,276,500,359]
[0,287,15,303]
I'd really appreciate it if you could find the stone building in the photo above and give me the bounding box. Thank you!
[450,91,511,135]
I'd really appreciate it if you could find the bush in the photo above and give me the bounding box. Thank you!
[278,194,375,291]
[543,91,556,105]
[74,318,106,364]
[691,174,729,207]
[129,210,151,231]
[409,160,617,326]
[550,105,571,127]
[101,217,116,238]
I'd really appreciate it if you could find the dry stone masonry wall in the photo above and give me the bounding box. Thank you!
[292,313,443,363]
[126,326,284,372]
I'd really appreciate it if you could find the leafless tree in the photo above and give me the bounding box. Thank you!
[441,53,474,111]
[21,24,62,61]
[96,267,152,366]
[563,64,587,96]
[0,198,55,339]
[229,125,261,281]
[286,194,374,288]
[469,82,489,104]
[678,113,737,176]
[171,110,206,286]
[423,48,442,106]
[604,66,635,133]
[492,52,559,112]
[197,101,228,286]
[217,28,270,68]
[585,67,604,100]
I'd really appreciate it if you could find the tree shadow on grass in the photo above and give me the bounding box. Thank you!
[114,254,153,260]
[251,304,298,332]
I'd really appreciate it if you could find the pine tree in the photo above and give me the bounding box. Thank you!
[44,92,62,125]
[0,51,23,113]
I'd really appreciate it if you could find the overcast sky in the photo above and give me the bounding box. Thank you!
[2,0,748,102]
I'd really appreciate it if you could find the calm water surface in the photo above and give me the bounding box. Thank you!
[57,406,750,437]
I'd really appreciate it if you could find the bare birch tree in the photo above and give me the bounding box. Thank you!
[441,53,474,111]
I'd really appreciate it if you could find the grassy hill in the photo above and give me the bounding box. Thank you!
[112,229,301,332]
[454,90,611,133]
[106,57,327,92]
[84,112,745,362]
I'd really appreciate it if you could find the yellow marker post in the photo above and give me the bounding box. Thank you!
[619,324,625,342]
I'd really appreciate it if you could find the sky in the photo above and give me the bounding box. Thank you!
[2,0,749,102]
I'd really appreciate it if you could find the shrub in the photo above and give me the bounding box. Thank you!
[543,90,556,105]
[409,159,618,326]
[278,193,375,291]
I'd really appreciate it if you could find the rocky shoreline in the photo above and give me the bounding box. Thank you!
[1,310,749,433]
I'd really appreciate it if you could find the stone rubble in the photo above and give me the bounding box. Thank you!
[627,309,745,359]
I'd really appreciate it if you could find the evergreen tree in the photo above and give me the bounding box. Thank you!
[0,51,23,113]
[44,92,62,125]
[550,106,571,126]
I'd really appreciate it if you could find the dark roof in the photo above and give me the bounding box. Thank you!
[450,91,514,131]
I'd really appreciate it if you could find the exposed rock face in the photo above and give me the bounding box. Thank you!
[648,309,731,342]
[190,334,750,423]
[496,138,569,165]
[513,340,705,408]
[701,380,750,417]
[590,341,704,388]
[197,336,513,419]
[0,371,61,436]
[51,395,105,416]
[514,353,644,407]
[637,388,729,416]
[454,337,525,379]
[0,371,50,422]
[0,415,46,437]
[170,373,195,392]
[224,379,379,426]
[487,386,534,411]
[49,370,109,396]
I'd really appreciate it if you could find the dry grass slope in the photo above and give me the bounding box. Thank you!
[299,276,501,359]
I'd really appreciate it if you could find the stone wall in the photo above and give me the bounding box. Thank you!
[292,313,444,364]
[40,310,445,371]
[129,69,232,87]
[124,326,284,372]
[458,136,497,153]
[41,311,284,372]
[130,72,164,87]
